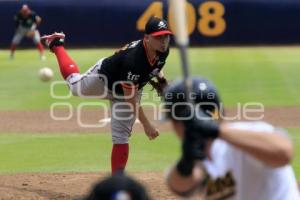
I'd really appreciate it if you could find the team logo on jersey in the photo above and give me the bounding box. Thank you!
[158,21,167,29]
[127,71,140,81]
[206,171,236,200]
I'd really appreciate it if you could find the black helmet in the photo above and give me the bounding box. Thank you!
[163,76,223,120]
[85,172,150,200]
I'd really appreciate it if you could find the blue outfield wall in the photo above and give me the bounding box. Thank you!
[0,0,300,47]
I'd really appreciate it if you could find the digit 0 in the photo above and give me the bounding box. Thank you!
[198,1,226,37]
[168,1,196,36]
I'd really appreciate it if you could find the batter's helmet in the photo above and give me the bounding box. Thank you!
[84,172,150,200]
[163,76,223,120]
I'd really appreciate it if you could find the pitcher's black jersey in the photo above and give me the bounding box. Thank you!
[99,40,169,94]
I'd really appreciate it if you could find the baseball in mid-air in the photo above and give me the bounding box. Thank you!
[39,67,53,82]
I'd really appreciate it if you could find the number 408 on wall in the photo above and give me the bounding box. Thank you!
[137,1,226,37]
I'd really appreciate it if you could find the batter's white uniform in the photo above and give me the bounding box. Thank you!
[203,121,300,200]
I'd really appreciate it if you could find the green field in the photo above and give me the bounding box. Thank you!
[0,131,299,179]
[0,48,299,179]
[1,48,300,110]
[0,133,180,173]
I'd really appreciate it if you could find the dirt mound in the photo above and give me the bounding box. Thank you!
[0,172,179,200]
[0,107,299,134]
[0,109,171,134]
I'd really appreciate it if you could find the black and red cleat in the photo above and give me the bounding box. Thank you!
[41,32,65,52]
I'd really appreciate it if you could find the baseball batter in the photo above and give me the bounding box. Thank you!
[10,4,45,60]
[42,17,172,174]
[163,77,300,200]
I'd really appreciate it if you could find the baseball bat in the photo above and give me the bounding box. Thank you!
[169,0,206,170]
[168,0,193,104]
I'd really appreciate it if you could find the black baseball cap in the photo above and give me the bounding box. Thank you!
[145,17,172,36]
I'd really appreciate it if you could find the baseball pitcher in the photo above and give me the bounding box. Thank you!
[42,17,172,174]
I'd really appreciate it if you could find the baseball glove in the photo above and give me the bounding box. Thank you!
[26,30,35,38]
[149,76,168,96]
